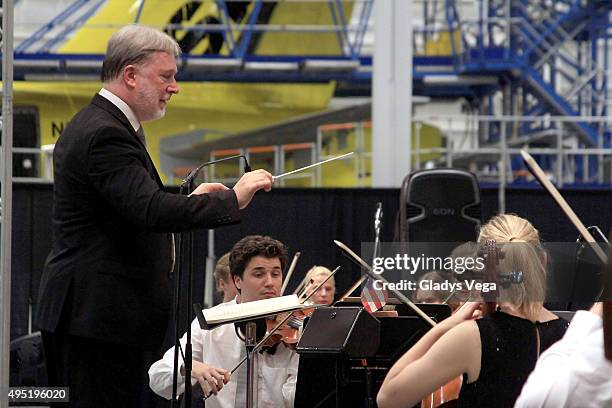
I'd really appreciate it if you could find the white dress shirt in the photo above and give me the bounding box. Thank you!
[98,88,140,132]
[514,310,612,408]
[149,299,299,408]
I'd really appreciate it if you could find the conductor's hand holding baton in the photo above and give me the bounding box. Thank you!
[233,169,274,209]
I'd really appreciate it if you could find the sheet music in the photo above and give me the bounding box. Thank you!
[203,294,304,324]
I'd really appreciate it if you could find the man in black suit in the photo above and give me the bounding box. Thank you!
[36,24,273,407]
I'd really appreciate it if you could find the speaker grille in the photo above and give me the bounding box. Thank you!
[464,204,481,219]
[400,169,482,243]
[406,204,423,219]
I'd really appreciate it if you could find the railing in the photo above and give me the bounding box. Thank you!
[316,121,370,187]
[202,143,318,187]
[317,114,612,190]
[412,114,612,188]
[1,145,54,183]
[315,114,610,212]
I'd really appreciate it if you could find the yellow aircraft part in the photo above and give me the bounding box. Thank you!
[424,30,462,56]
[58,0,353,56]
[11,1,444,188]
[255,1,354,55]
[10,80,334,184]
[59,0,211,53]
[49,0,342,183]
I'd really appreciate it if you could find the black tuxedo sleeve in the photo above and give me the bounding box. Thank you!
[87,125,240,232]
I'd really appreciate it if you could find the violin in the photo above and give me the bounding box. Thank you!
[265,261,339,350]
[421,376,462,408]
[480,239,502,316]
[263,308,313,348]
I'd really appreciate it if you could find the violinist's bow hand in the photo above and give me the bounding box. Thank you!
[441,302,483,332]
[189,361,230,397]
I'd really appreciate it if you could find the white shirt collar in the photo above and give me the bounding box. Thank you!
[98,88,141,132]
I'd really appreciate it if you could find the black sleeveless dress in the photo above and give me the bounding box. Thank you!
[457,311,569,408]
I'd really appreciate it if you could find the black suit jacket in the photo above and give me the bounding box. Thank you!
[37,94,240,350]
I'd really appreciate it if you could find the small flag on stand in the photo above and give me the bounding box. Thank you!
[360,277,388,313]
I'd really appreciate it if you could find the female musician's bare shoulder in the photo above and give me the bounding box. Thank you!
[538,308,562,323]
[445,320,481,381]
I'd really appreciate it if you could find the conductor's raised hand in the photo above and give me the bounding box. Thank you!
[188,182,230,197]
[188,361,230,396]
[233,169,273,209]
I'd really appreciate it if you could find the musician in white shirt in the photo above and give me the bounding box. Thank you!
[149,235,299,407]
[514,302,612,408]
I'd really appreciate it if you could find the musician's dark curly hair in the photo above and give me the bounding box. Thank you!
[229,235,288,281]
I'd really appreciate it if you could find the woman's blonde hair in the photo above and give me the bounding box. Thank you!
[305,266,336,289]
[478,214,546,321]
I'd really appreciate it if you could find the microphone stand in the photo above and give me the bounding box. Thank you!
[170,155,250,408]
[334,240,437,327]
[364,202,382,408]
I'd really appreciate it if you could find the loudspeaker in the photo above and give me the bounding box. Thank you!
[397,168,481,243]
[296,307,380,358]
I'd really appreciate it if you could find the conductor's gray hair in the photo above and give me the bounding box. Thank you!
[101,24,181,83]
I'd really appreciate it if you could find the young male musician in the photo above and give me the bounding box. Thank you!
[213,252,238,304]
[149,235,298,407]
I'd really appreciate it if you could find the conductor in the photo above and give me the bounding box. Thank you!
[36,24,273,407]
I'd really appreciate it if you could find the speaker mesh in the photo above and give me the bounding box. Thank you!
[400,169,482,243]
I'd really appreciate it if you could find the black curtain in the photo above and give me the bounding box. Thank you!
[8,183,612,342]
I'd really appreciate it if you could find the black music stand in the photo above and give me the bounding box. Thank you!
[295,307,379,408]
[294,304,450,408]
[553,311,576,323]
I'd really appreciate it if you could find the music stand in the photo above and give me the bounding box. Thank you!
[294,304,450,408]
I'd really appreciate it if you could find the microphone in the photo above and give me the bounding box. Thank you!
[374,202,383,235]
[182,154,251,187]
[373,202,383,260]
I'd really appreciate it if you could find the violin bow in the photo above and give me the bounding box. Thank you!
[333,240,436,327]
[293,275,311,299]
[522,150,611,360]
[337,276,367,302]
[202,266,341,401]
[521,150,607,263]
[280,251,301,296]
[605,246,612,361]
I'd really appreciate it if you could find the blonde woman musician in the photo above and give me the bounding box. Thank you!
[377,214,569,408]
[302,266,336,306]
